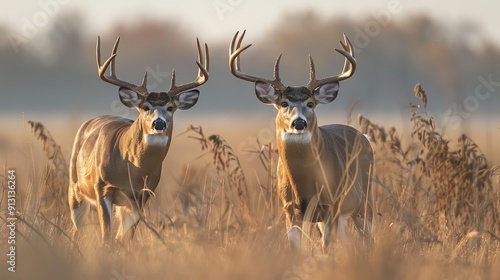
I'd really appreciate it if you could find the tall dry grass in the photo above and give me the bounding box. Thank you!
[1,84,499,280]
[358,85,499,244]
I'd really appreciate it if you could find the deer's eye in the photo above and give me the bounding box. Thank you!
[280,102,289,108]
[167,106,174,112]
[142,106,150,111]
[307,102,314,108]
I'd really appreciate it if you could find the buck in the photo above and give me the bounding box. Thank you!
[68,37,209,241]
[229,31,374,252]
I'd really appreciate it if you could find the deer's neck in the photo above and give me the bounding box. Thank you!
[118,119,170,170]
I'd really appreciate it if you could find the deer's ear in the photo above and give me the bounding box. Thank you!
[119,87,143,108]
[174,90,200,110]
[315,82,339,104]
[255,81,279,104]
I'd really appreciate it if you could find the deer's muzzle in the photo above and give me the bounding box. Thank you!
[292,118,307,131]
[152,119,167,131]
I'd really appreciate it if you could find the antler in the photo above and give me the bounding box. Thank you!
[167,38,209,96]
[307,33,356,92]
[96,36,149,96]
[229,30,286,92]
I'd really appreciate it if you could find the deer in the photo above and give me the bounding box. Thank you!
[68,36,209,242]
[229,31,374,252]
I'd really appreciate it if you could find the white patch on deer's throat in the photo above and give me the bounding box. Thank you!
[281,131,312,143]
[144,134,169,146]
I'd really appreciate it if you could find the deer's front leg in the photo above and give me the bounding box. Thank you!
[317,208,335,253]
[111,188,143,241]
[278,160,302,252]
[95,181,112,241]
[115,206,141,241]
[283,203,305,252]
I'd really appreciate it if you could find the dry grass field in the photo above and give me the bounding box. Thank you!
[1,86,499,280]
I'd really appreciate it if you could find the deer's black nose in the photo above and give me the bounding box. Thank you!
[153,119,166,131]
[292,118,307,131]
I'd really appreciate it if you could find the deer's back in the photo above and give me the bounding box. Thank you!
[319,124,372,157]
[319,124,373,176]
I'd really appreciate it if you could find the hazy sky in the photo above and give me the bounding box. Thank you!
[1,0,499,45]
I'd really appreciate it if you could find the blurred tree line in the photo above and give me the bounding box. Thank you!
[0,10,498,122]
